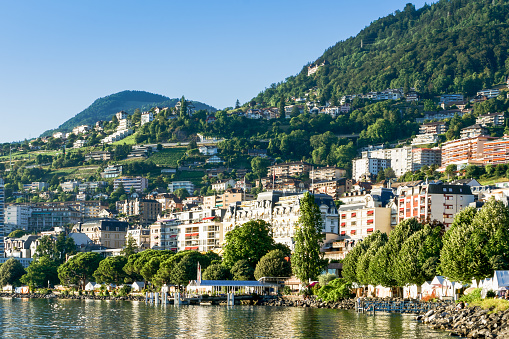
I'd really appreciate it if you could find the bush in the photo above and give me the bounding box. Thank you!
[316,278,353,302]
[486,290,496,298]
[318,273,337,287]
[282,286,292,295]
[37,288,51,295]
[458,288,482,303]
[118,285,131,297]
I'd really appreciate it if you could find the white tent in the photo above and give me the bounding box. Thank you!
[131,281,145,292]
[492,271,509,291]
[85,282,97,291]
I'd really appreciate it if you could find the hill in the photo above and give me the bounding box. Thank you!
[41,90,216,137]
[254,0,509,105]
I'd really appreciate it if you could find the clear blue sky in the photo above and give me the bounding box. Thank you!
[0,0,430,143]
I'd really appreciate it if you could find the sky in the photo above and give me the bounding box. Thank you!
[0,0,430,143]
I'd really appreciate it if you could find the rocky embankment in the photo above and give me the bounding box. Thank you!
[0,292,145,301]
[260,296,356,309]
[417,304,509,338]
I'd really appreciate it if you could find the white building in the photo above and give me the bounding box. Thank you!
[4,204,31,231]
[141,111,154,125]
[114,177,148,193]
[352,158,391,181]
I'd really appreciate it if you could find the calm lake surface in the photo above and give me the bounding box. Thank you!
[0,298,449,338]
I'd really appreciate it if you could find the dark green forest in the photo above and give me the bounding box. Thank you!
[253,0,509,106]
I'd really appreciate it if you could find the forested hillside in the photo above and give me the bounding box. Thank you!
[254,0,509,106]
[41,90,216,137]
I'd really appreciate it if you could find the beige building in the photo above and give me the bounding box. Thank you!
[203,189,254,209]
[268,161,312,178]
[149,218,180,251]
[116,198,162,226]
[126,227,150,250]
[441,135,496,168]
[72,219,129,249]
[310,166,346,181]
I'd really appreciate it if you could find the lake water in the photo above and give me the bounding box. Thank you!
[0,298,449,338]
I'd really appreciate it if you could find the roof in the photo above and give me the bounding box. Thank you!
[427,184,473,195]
[188,280,278,288]
[493,271,509,289]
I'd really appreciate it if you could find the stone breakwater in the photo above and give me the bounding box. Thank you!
[416,304,509,338]
[260,296,356,309]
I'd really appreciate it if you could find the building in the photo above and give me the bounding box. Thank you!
[477,89,500,99]
[398,183,474,228]
[141,111,154,125]
[85,151,112,162]
[412,133,440,146]
[352,158,390,181]
[116,111,128,120]
[177,218,223,252]
[476,112,505,127]
[126,227,150,250]
[4,204,31,231]
[60,181,80,192]
[168,181,195,194]
[206,155,223,164]
[113,176,148,193]
[149,218,180,251]
[335,188,394,258]
[310,178,351,200]
[28,203,82,232]
[460,124,488,139]
[0,179,4,256]
[211,179,236,192]
[72,219,129,249]
[203,189,254,209]
[268,161,312,178]
[155,193,183,212]
[483,136,509,165]
[198,146,218,155]
[411,148,442,171]
[439,94,464,105]
[310,166,347,181]
[72,125,90,135]
[417,110,466,123]
[222,192,338,251]
[67,201,108,220]
[4,235,39,258]
[101,165,122,178]
[419,122,447,135]
[441,135,497,168]
[116,198,162,226]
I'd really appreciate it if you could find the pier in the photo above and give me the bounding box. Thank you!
[355,299,437,314]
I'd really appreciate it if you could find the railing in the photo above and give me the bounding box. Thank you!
[355,299,437,314]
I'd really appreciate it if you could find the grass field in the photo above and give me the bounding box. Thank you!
[111,134,137,145]
[478,177,509,186]
[148,147,186,167]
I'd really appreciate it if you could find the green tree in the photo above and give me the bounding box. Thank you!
[202,263,231,280]
[20,256,59,288]
[222,220,276,269]
[0,258,25,287]
[57,252,103,288]
[121,234,138,257]
[254,249,292,280]
[179,96,188,118]
[230,260,255,281]
[7,230,27,238]
[250,157,270,180]
[93,256,128,284]
[356,231,388,285]
[393,225,442,286]
[291,192,328,284]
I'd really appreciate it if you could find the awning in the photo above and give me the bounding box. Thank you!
[350,230,356,235]
[185,246,199,250]
[202,216,215,220]
[367,228,374,232]
[340,231,346,235]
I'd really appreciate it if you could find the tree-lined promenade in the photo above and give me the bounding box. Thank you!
[342,198,509,290]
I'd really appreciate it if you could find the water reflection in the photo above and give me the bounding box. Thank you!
[0,298,449,338]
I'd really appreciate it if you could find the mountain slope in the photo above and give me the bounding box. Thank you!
[254,0,509,105]
[41,90,216,137]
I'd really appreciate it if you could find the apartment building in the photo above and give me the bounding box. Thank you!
[168,181,195,194]
[113,176,148,193]
[149,218,180,251]
[476,112,505,127]
[116,198,162,226]
[203,189,254,209]
[352,158,391,181]
[419,122,447,135]
[268,161,312,178]
[310,178,351,200]
[85,151,112,161]
[126,227,150,250]
[483,136,509,165]
[439,94,464,105]
[211,179,236,192]
[477,89,500,99]
[310,166,347,181]
[398,183,474,228]
[441,135,497,168]
[411,133,440,146]
[411,148,442,171]
[28,203,82,232]
[101,165,122,178]
[177,219,223,252]
[460,124,488,139]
